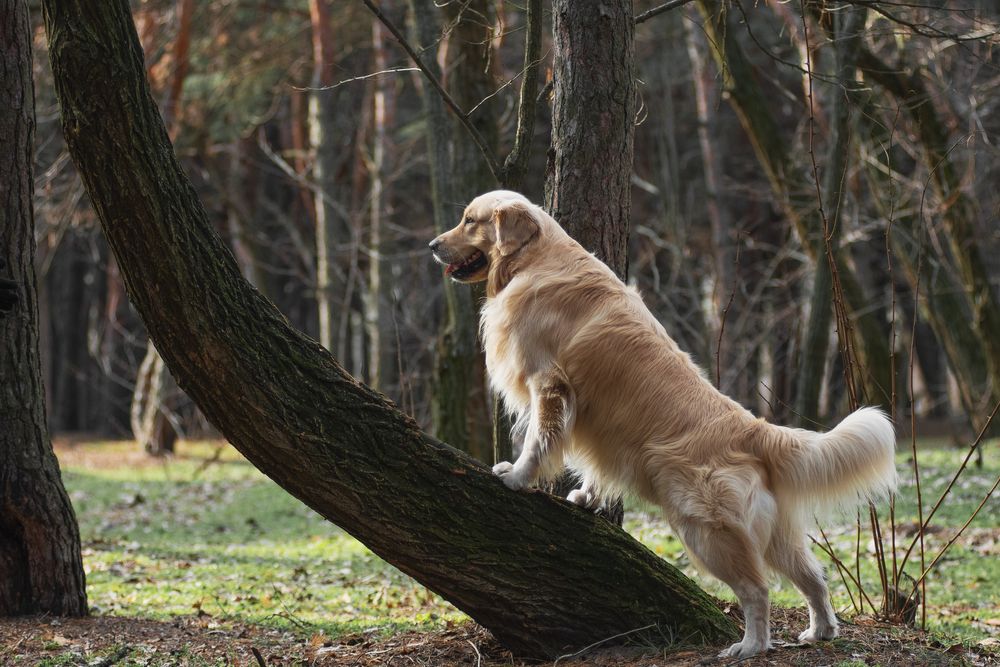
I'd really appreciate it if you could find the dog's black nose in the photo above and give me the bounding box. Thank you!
[429,239,441,252]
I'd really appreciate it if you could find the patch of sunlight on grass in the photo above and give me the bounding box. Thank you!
[60,440,464,639]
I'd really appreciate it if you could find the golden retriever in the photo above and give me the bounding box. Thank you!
[429,190,897,658]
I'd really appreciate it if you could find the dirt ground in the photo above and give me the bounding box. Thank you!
[2,608,998,667]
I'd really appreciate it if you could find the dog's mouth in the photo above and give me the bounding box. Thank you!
[443,250,488,281]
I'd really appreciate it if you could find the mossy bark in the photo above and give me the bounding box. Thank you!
[41,0,738,657]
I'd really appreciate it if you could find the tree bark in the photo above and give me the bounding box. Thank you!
[440,0,499,463]
[545,0,635,279]
[41,0,738,656]
[0,0,87,617]
[366,6,399,396]
[130,341,178,456]
[543,0,634,522]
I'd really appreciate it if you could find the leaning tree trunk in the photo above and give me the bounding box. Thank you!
[42,0,738,657]
[0,0,87,616]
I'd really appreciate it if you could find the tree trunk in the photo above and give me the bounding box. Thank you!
[683,9,737,384]
[130,341,178,456]
[440,0,499,463]
[366,6,399,396]
[545,0,635,279]
[543,0,635,522]
[41,0,738,656]
[0,0,87,616]
[309,0,350,356]
[131,0,195,452]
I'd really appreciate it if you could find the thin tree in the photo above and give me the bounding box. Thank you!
[0,0,87,616]
[41,0,738,656]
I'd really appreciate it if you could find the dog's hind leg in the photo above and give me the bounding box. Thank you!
[677,517,772,658]
[766,526,838,643]
[493,366,574,491]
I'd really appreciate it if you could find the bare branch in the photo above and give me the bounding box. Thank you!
[359,0,503,181]
[635,0,695,25]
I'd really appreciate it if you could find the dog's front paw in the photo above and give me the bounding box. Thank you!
[492,461,528,491]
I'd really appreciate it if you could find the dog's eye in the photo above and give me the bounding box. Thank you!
[463,217,475,227]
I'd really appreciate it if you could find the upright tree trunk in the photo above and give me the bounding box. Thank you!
[0,0,87,616]
[683,10,737,384]
[366,7,399,396]
[544,0,634,522]
[130,341,178,456]
[545,0,635,279]
[440,0,499,463]
[309,0,350,357]
[41,1,738,655]
[131,0,197,454]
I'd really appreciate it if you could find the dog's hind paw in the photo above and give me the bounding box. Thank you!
[798,623,838,643]
[718,639,770,659]
[566,488,597,508]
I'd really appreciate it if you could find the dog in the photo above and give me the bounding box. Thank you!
[429,190,897,658]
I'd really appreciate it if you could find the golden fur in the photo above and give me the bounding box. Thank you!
[430,190,897,658]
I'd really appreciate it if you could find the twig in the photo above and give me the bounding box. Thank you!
[251,646,267,667]
[552,624,656,665]
[635,0,696,24]
[295,67,419,92]
[811,532,861,615]
[466,639,482,667]
[91,646,130,667]
[358,0,502,181]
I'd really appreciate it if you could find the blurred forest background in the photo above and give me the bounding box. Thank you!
[24,0,1000,459]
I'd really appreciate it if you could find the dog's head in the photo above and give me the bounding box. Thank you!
[429,190,542,284]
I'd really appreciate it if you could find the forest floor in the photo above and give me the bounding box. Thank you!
[1,438,998,666]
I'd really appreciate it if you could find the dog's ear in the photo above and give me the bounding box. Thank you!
[493,200,540,256]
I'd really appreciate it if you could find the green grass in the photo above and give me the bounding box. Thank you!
[64,441,462,639]
[60,439,999,644]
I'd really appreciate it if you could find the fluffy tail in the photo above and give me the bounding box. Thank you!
[762,407,898,510]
